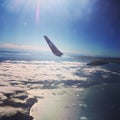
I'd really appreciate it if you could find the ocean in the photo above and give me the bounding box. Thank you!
[0,50,120,120]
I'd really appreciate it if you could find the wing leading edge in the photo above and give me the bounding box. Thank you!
[44,35,63,57]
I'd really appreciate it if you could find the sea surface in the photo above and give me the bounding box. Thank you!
[0,50,120,120]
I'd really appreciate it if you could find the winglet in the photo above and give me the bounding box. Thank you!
[44,35,63,57]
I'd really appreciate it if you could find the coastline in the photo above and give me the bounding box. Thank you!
[0,90,37,120]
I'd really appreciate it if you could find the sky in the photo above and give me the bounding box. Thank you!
[0,0,120,57]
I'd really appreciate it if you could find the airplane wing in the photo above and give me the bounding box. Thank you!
[44,35,63,57]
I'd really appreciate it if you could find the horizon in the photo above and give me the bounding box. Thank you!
[0,48,120,59]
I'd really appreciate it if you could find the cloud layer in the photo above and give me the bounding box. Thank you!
[0,60,120,119]
[0,43,48,51]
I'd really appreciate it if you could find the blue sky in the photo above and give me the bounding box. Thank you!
[0,0,120,57]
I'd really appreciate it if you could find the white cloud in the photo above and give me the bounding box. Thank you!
[0,106,24,117]
[0,61,86,82]
[0,60,87,106]
[0,43,48,51]
[0,60,118,96]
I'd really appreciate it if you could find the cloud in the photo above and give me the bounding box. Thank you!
[0,61,86,82]
[0,43,48,51]
[0,60,119,89]
[0,43,80,54]
[0,107,24,117]
[0,60,87,117]
[0,59,119,120]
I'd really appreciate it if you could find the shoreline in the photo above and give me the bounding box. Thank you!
[0,90,37,120]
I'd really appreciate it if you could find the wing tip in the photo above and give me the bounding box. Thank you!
[43,35,63,57]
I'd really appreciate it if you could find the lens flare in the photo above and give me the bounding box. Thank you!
[6,0,41,25]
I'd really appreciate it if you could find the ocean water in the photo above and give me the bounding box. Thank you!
[0,50,120,120]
